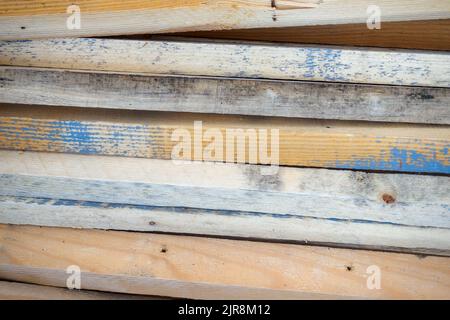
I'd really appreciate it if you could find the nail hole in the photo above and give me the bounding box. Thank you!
[160,245,167,253]
[21,26,26,30]
[148,221,156,226]
[382,193,396,204]
[346,265,353,271]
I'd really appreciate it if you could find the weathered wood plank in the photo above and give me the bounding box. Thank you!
[1,195,449,254]
[0,150,448,247]
[1,38,449,87]
[1,1,449,40]
[172,19,450,51]
[0,105,448,174]
[1,67,449,124]
[1,225,449,299]
[0,280,158,300]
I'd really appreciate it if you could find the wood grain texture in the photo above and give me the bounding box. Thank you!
[0,150,449,253]
[1,67,449,125]
[172,19,450,51]
[0,281,158,300]
[2,195,449,255]
[1,1,449,40]
[0,38,449,87]
[1,225,449,299]
[0,105,448,174]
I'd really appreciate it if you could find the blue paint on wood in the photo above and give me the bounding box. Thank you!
[335,147,450,174]
[4,195,442,229]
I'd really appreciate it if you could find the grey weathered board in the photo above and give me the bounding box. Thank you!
[1,67,449,124]
[0,150,449,254]
[0,38,449,87]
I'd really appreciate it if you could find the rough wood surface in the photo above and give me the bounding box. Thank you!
[1,225,449,299]
[1,1,449,40]
[0,105,448,174]
[1,38,449,87]
[0,280,158,300]
[172,19,450,51]
[1,67,449,124]
[0,150,449,254]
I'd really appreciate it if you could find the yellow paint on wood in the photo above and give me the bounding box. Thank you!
[0,105,448,173]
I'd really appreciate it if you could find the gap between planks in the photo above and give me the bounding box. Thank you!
[167,19,450,51]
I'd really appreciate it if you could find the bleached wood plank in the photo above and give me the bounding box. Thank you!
[1,1,449,40]
[1,67,449,124]
[1,225,449,299]
[0,150,448,242]
[1,195,449,254]
[0,281,158,300]
[1,38,449,87]
[172,19,450,51]
[0,105,448,174]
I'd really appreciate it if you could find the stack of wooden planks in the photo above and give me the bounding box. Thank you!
[0,0,449,300]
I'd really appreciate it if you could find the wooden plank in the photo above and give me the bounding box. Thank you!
[1,225,449,299]
[0,150,448,254]
[1,1,449,40]
[1,38,449,87]
[0,105,448,174]
[0,280,158,300]
[171,19,450,51]
[1,67,450,125]
[2,195,449,255]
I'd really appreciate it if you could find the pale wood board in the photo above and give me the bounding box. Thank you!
[0,225,449,299]
[1,1,449,40]
[1,195,449,254]
[0,280,159,300]
[0,150,449,254]
[1,38,449,87]
[1,67,449,124]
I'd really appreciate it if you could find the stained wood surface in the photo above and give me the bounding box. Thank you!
[172,19,450,51]
[1,1,449,40]
[1,67,449,124]
[0,281,158,300]
[1,225,449,299]
[1,38,449,87]
[0,105,448,174]
[0,150,449,254]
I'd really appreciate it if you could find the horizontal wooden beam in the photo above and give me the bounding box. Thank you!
[0,281,158,300]
[1,67,449,124]
[1,1,449,40]
[0,105,448,174]
[1,38,449,87]
[0,150,449,253]
[1,225,449,299]
[171,19,450,51]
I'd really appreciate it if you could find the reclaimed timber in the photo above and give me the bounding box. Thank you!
[0,150,449,254]
[1,38,449,87]
[1,1,449,40]
[0,105,448,174]
[0,281,158,300]
[0,225,449,299]
[1,195,449,255]
[1,67,449,124]
[172,19,450,51]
